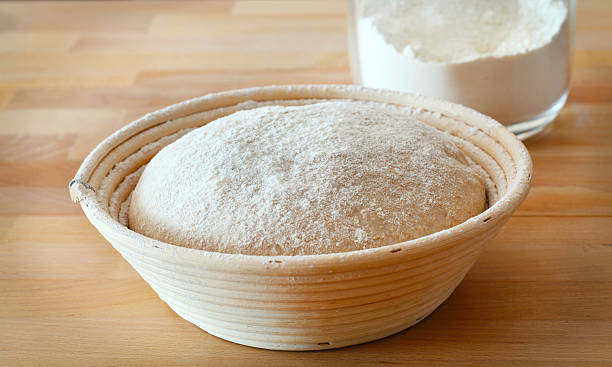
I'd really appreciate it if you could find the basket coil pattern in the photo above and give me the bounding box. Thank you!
[70,85,532,350]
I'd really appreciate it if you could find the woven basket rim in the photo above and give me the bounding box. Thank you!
[70,84,532,267]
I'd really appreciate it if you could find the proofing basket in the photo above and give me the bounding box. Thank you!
[69,85,532,351]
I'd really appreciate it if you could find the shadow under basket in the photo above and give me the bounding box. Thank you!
[69,85,532,351]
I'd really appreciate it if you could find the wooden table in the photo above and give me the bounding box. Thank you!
[1,1,611,366]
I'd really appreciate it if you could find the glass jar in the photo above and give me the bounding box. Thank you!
[347,0,575,140]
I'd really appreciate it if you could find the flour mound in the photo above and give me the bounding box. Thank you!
[360,0,568,63]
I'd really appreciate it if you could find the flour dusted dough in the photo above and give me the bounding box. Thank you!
[128,101,486,256]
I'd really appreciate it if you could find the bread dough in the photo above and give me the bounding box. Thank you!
[129,100,486,255]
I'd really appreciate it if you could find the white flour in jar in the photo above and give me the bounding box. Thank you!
[355,0,570,124]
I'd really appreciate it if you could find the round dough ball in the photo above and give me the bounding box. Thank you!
[129,101,486,256]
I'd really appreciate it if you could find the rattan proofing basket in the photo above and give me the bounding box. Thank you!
[69,85,532,351]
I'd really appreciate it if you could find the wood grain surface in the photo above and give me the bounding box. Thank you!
[1,1,611,366]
